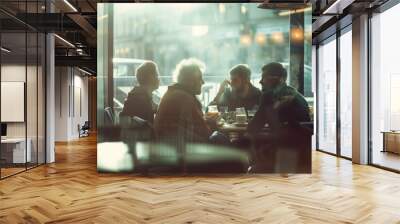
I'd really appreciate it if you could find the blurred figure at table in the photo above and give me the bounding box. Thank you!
[119,61,160,123]
[154,58,218,143]
[210,64,262,111]
[247,62,310,133]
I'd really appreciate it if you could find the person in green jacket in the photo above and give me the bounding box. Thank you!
[247,62,310,134]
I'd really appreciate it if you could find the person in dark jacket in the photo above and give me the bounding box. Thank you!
[210,64,262,111]
[119,61,160,123]
[154,58,213,143]
[247,62,310,134]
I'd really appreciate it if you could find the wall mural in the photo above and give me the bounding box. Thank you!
[97,3,313,174]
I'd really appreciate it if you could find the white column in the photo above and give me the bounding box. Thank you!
[312,45,317,150]
[352,14,369,164]
[46,32,55,163]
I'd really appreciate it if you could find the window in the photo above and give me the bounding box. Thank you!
[317,37,337,154]
[110,4,292,115]
[371,3,400,171]
[0,1,46,179]
[339,29,352,158]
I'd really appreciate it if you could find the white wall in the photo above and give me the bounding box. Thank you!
[55,67,89,141]
[55,67,69,141]
[71,73,89,138]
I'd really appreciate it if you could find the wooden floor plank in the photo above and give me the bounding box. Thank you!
[1,135,400,223]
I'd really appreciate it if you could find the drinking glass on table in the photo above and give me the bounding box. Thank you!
[206,105,220,128]
[246,105,259,120]
[207,105,219,115]
[235,107,247,124]
[219,106,228,120]
[227,111,236,124]
[206,105,220,120]
[219,106,228,113]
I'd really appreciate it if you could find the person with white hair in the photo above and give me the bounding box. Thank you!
[154,58,214,142]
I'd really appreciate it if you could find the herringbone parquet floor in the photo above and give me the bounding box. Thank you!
[1,135,400,224]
